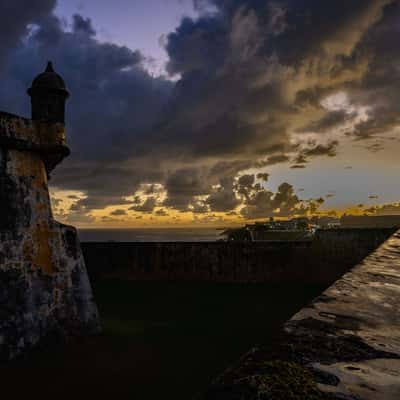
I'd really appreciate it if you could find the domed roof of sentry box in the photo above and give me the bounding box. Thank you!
[30,61,67,92]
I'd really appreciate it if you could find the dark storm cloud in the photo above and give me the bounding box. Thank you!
[205,179,241,212]
[290,140,338,168]
[130,197,157,213]
[162,160,254,212]
[163,167,210,211]
[259,154,290,166]
[298,110,355,134]
[0,0,56,66]
[302,140,339,158]
[232,173,328,219]
[237,174,255,187]
[72,14,96,36]
[156,0,393,205]
[347,1,400,142]
[256,173,269,182]
[0,0,397,218]
[239,180,322,220]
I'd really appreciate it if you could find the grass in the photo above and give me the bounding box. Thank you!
[1,280,325,399]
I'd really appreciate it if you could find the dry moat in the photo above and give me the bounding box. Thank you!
[1,279,325,398]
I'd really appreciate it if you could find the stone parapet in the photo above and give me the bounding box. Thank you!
[199,230,400,399]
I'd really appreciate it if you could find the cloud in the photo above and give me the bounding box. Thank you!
[289,140,338,168]
[298,110,356,134]
[50,196,62,207]
[364,141,385,153]
[256,173,269,182]
[237,174,255,187]
[155,208,169,217]
[301,140,339,158]
[366,202,400,216]
[206,181,241,212]
[72,14,96,36]
[64,202,95,224]
[163,167,210,211]
[290,164,306,169]
[0,0,397,220]
[110,209,127,216]
[0,0,56,67]
[344,2,400,141]
[130,197,157,213]
[237,175,324,219]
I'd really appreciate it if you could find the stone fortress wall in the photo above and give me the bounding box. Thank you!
[0,64,100,361]
[82,228,395,285]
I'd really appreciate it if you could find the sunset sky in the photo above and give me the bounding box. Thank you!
[0,0,399,227]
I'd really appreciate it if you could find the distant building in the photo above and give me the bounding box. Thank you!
[340,215,400,228]
[222,217,314,241]
[311,216,341,229]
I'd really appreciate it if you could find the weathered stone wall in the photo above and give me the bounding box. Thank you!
[82,228,395,284]
[199,231,400,399]
[0,112,99,361]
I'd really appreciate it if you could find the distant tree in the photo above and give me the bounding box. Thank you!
[253,222,270,232]
[221,227,252,241]
[296,220,309,230]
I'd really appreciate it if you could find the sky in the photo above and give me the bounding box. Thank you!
[0,0,399,227]
[54,0,200,75]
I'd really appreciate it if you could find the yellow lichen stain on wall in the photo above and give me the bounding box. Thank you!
[0,114,66,148]
[53,287,63,306]
[9,149,55,274]
[1,117,70,276]
[35,121,66,146]
[32,222,54,274]
[13,151,50,208]
[14,151,46,182]
[1,116,36,143]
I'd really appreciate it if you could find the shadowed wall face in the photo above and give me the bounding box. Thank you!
[82,229,396,284]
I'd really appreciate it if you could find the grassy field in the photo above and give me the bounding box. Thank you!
[2,280,325,399]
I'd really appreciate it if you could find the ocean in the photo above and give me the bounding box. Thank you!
[77,228,225,242]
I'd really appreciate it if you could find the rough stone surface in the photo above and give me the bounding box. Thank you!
[199,230,400,400]
[0,81,99,361]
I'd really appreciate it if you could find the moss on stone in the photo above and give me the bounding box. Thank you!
[247,360,324,400]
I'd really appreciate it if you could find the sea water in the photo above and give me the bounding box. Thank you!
[78,227,223,242]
